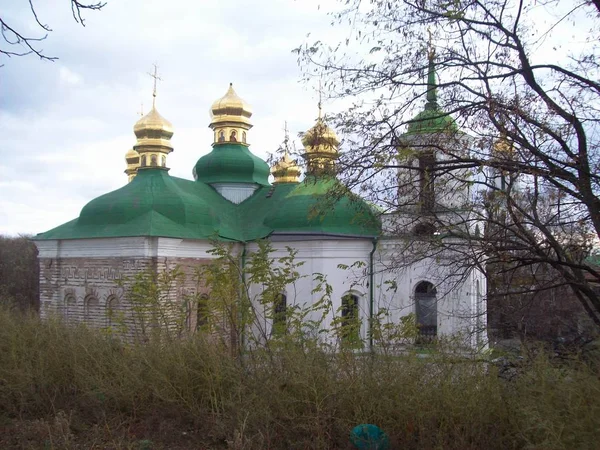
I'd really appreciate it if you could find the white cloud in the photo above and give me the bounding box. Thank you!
[59,66,83,86]
[0,0,344,236]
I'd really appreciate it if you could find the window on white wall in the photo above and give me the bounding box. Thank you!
[341,293,361,347]
[272,293,287,336]
[415,281,437,340]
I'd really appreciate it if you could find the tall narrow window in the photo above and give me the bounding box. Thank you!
[106,296,120,329]
[141,154,147,167]
[84,295,100,324]
[63,293,76,321]
[341,294,361,346]
[272,293,287,336]
[418,151,435,212]
[150,154,157,166]
[196,294,209,331]
[415,281,437,340]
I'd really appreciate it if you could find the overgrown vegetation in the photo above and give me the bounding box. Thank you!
[0,235,39,311]
[0,306,599,449]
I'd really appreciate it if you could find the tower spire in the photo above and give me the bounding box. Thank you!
[425,30,438,110]
[147,63,162,109]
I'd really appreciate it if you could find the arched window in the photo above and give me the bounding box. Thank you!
[218,130,225,142]
[63,293,76,321]
[84,295,100,323]
[341,293,361,345]
[196,294,209,331]
[161,155,166,167]
[106,295,120,328]
[141,154,147,167]
[272,293,287,336]
[230,130,237,142]
[415,281,437,339]
[150,154,157,166]
[242,131,247,143]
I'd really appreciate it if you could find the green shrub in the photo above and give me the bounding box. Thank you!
[1,306,599,449]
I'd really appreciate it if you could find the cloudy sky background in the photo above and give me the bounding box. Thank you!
[1,0,349,236]
[1,0,592,236]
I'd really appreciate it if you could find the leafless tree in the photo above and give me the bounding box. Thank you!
[296,0,600,329]
[0,0,105,64]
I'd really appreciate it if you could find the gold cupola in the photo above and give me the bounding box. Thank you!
[272,152,301,184]
[209,83,252,146]
[492,134,515,157]
[133,67,173,170]
[301,105,340,176]
[272,124,301,184]
[124,147,140,182]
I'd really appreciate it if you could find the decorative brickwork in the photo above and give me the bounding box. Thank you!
[39,256,212,338]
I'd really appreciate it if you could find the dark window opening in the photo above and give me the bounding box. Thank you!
[415,281,437,341]
[418,151,435,212]
[196,294,209,330]
[272,293,287,336]
[341,294,361,346]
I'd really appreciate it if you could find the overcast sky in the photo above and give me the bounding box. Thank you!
[0,0,347,236]
[1,0,592,236]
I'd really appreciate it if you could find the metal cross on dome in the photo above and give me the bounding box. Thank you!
[147,63,162,108]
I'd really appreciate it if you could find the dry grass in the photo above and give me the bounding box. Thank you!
[1,307,599,449]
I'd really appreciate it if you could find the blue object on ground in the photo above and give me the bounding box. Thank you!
[350,424,390,450]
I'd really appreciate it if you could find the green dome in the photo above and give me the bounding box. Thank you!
[264,176,380,236]
[194,143,270,186]
[75,168,221,238]
[405,106,458,135]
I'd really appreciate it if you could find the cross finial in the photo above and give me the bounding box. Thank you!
[147,63,162,109]
[318,79,323,119]
[283,121,290,156]
[427,27,435,60]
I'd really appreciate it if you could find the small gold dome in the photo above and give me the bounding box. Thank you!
[134,107,174,137]
[301,117,340,154]
[124,148,140,183]
[493,136,514,156]
[209,83,253,146]
[301,113,339,176]
[210,83,252,125]
[272,152,301,184]
[125,148,139,162]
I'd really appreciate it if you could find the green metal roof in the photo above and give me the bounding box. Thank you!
[194,143,270,186]
[36,173,381,241]
[263,176,380,236]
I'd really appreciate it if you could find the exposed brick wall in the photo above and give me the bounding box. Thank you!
[39,256,213,339]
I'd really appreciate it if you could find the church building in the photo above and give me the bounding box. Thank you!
[34,60,487,349]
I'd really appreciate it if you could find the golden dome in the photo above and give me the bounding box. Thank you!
[272,152,301,184]
[209,83,253,146]
[301,111,339,176]
[210,83,252,127]
[124,148,140,183]
[134,107,174,137]
[125,148,139,162]
[301,117,340,154]
[493,135,514,157]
